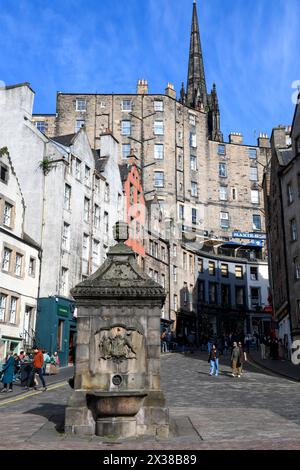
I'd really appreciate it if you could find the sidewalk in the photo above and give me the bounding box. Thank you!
[249,350,300,382]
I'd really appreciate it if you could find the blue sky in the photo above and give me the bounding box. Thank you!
[0,0,299,144]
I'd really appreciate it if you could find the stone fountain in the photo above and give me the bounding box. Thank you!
[65,222,169,439]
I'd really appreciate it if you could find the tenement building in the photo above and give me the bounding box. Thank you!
[0,148,40,361]
[31,1,270,336]
[265,113,300,350]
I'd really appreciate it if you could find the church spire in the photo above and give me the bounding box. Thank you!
[186,0,207,109]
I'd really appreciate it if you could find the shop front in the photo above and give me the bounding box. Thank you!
[35,297,77,367]
[0,335,22,364]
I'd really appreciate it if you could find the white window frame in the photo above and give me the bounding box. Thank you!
[220,186,228,201]
[76,99,87,111]
[84,165,91,186]
[74,158,81,180]
[0,294,6,321]
[192,208,197,225]
[249,148,257,159]
[253,214,261,231]
[220,212,229,229]
[2,248,11,272]
[93,239,100,265]
[64,184,71,210]
[154,120,164,135]
[122,99,132,112]
[94,204,100,229]
[154,172,164,188]
[3,202,12,227]
[121,120,131,136]
[61,268,69,296]
[62,222,70,251]
[251,190,260,204]
[191,182,198,197]
[9,297,17,324]
[82,234,89,259]
[219,162,227,178]
[122,143,131,159]
[14,253,22,276]
[36,121,46,133]
[190,132,197,148]
[154,100,163,112]
[190,155,197,171]
[250,167,258,181]
[189,114,196,126]
[154,144,164,160]
[75,120,85,132]
[84,198,90,223]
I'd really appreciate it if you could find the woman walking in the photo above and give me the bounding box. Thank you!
[1,351,14,392]
[208,344,220,376]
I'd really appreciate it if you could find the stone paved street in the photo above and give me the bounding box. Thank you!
[0,353,300,450]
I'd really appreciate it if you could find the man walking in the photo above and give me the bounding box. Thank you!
[208,344,220,376]
[26,348,47,391]
[231,342,241,378]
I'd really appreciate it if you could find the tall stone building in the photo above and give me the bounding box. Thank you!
[32,1,270,335]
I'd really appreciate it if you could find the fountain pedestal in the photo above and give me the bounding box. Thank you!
[65,222,169,439]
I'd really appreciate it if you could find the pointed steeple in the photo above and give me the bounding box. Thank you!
[186,0,207,109]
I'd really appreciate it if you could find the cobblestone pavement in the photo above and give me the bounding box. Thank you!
[249,350,300,381]
[0,353,299,450]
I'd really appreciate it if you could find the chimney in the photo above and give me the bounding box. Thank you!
[229,132,243,145]
[257,132,270,149]
[137,79,148,95]
[271,126,288,149]
[165,83,176,99]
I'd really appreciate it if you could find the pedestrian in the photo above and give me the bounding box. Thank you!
[161,329,168,353]
[19,350,25,361]
[165,330,172,352]
[208,344,219,376]
[260,335,267,360]
[237,341,247,375]
[187,331,196,354]
[13,353,20,381]
[231,342,241,378]
[1,351,14,392]
[43,351,51,374]
[25,348,47,391]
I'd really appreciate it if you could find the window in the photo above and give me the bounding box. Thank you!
[57,319,64,351]
[183,252,187,270]
[104,212,109,234]
[9,297,17,324]
[219,163,227,178]
[191,182,198,197]
[61,268,69,296]
[231,187,237,200]
[153,271,158,282]
[189,255,194,274]
[251,190,259,204]
[251,288,260,308]
[28,257,36,277]
[75,120,85,132]
[149,240,154,256]
[198,281,205,302]
[253,214,261,231]
[122,99,132,111]
[287,184,294,204]
[94,176,100,194]
[221,264,229,277]
[190,132,197,148]
[250,167,258,181]
[174,294,178,311]
[248,148,257,159]
[179,205,184,220]
[235,265,243,279]
[82,234,89,259]
[236,286,244,306]
[173,244,177,257]
[3,202,12,227]
[2,248,11,272]
[84,165,90,185]
[62,223,70,251]
[104,183,110,202]
[153,242,158,258]
[76,99,87,111]
[84,197,90,223]
[0,164,8,183]
[189,114,196,126]
[93,239,100,265]
[122,144,131,159]
[208,261,216,276]
[221,284,230,305]
[121,120,131,135]
[154,144,164,160]
[154,100,163,112]
[218,144,226,155]
[209,283,218,304]
[14,253,22,276]
[0,294,7,321]
[154,120,164,135]
[173,266,177,283]
[294,257,300,280]
[161,273,166,288]
[35,121,45,133]
[220,212,229,229]
[291,218,298,241]
[64,184,71,210]
[192,208,197,225]
[190,155,197,171]
[74,158,81,180]
[250,266,258,281]
[154,172,164,188]
[198,258,203,273]
[219,186,228,201]
[184,283,188,303]
[161,246,166,262]
[178,154,183,168]
[94,204,100,228]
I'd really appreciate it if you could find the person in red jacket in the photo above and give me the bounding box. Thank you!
[25,349,47,391]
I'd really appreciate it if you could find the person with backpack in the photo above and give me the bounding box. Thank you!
[208,344,220,376]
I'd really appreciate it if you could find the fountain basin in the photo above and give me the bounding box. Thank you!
[88,391,147,418]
